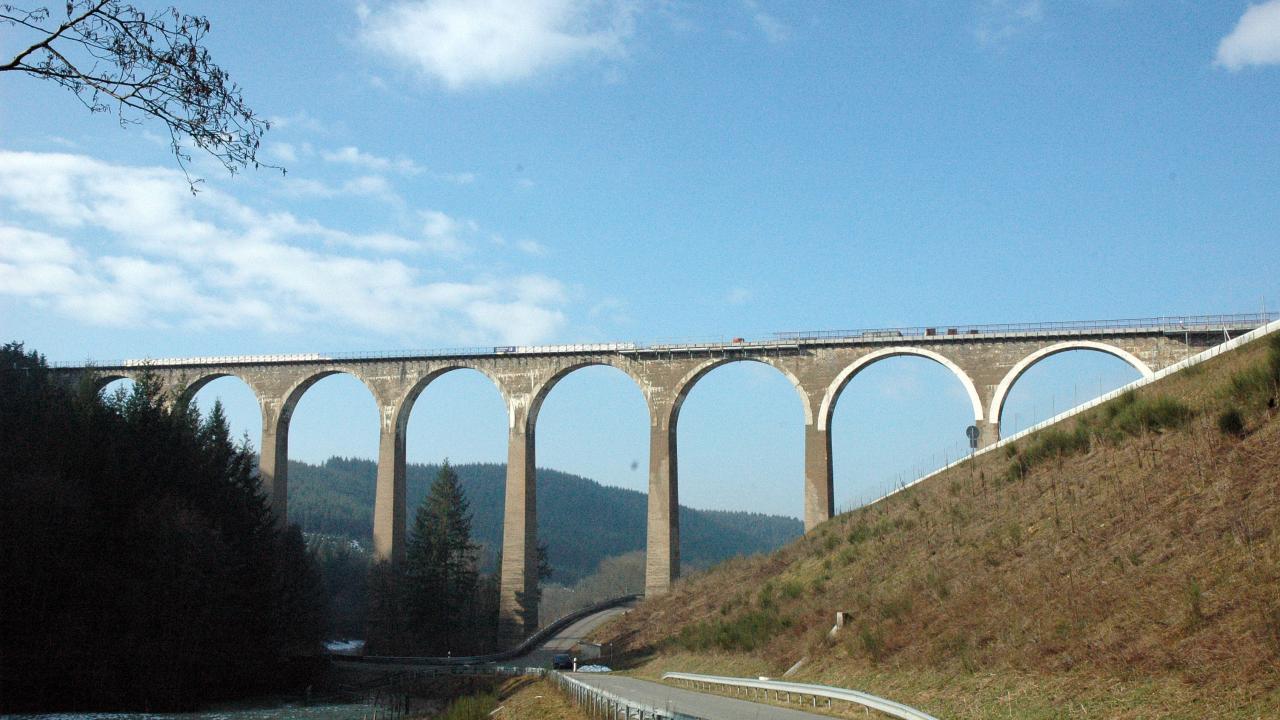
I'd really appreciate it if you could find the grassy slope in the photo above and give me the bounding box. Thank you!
[596,333,1280,719]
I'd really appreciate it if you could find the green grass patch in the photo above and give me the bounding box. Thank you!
[672,609,794,652]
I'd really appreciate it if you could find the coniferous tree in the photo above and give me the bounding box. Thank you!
[403,460,478,655]
[0,344,326,712]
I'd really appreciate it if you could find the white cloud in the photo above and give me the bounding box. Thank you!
[974,0,1043,45]
[420,209,477,255]
[744,1,789,44]
[359,0,637,89]
[1216,0,1280,70]
[726,287,751,305]
[321,145,422,174]
[516,238,548,255]
[0,151,566,343]
[266,111,327,133]
[269,142,301,164]
[439,171,477,185]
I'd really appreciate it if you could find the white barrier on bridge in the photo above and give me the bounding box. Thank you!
[871,316,1280,506]
[663,672,940,720]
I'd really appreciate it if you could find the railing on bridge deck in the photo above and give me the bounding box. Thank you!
[772,312,1276,342]
[47,313,1276,369]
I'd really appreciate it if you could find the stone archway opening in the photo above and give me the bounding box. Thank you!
[97,376,135,405]
[996,349,1145,436]
[186,375,261,450]
[829,355,976,512]
[401,367,509,574]
[674,359,807,562]
[283,372,380,535]
[530,363,649,623]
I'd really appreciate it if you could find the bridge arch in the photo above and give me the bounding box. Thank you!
[91,372,129,393]
[175,371,262,410]
[818,347,983,431]
[670,357,812,427]
[278,367,386,426]
[988,341,1154,426]
[527,360,647,435]
[393,364,509,435]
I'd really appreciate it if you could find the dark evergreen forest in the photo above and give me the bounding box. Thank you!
[0,344,327,712]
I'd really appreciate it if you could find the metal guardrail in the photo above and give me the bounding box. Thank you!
[340,593,639,666]
[46,313,1276,369]
[554,671,706,720]
[774,312,1275,342]
[663,672,940,720]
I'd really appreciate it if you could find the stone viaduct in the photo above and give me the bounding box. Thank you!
[51,315,1264,639]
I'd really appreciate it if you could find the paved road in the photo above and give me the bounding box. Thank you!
[568,674,832,720]
[515,603,632,668]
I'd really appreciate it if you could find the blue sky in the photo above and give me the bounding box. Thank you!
[2,1,1278,518]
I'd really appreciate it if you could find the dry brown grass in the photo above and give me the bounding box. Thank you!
[595,332,1280,718]
[490,677,590,720]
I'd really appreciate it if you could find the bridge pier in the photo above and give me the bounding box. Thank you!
[803,423,834,531]
[645,406,679,597]
[258,399,290,525]
[499,407,538,644]
[373,403,407,564]
[976,418,1000,449]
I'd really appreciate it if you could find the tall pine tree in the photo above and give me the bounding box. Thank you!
[403,460,479,655]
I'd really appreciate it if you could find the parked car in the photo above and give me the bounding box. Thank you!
[552,653,573,670]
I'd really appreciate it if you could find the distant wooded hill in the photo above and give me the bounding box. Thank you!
[288,458,803,584]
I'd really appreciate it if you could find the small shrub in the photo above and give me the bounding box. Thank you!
[838,547,858,565]
[858,622,885,661]
[1227,366,1273,406]
[1108,394,1193,437]
[879,593,914,621]
[824,533,840,551]
[758,582,775,609]
[1217,406,1246,437]
[924,568,950,600]
[673,610,793,652]
[847,523,871,545]
[780,580,804,600]
[1186,577,1206,628]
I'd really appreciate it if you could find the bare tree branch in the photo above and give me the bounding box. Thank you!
[1,1,280,192]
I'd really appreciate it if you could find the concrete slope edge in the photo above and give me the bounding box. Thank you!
[336,593,639,665]
[555,671,708,720]
[870,317,1280,507]
[663,672,940,720]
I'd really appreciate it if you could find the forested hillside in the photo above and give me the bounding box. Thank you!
[289,459,802,583]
